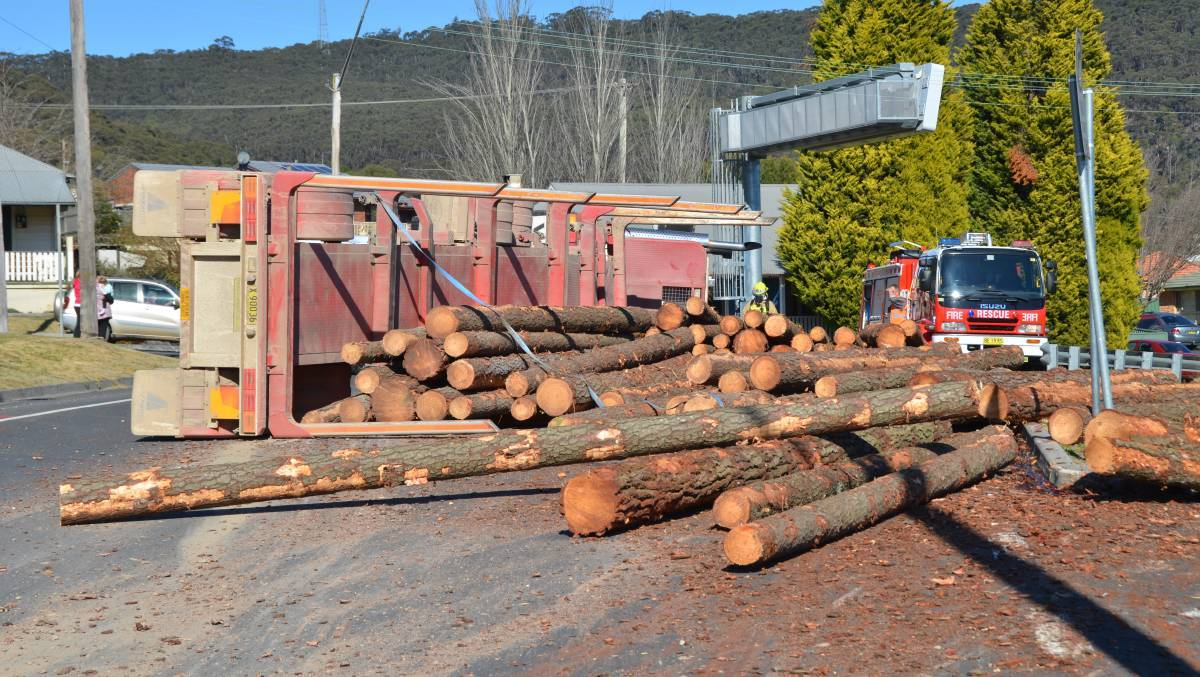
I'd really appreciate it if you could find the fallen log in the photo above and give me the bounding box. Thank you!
[442,331,629,358]
[401,338,446,381]
[816,349,1029,398]
[681,390,789,412]
[860,323,907,349]
[1083,409,1200,488]
[1048,396,1198,445]
[415,387,463,421]
[733,329,769,354]
[354,367,419,395]
[750,344,1005,392]
[1005,381,1200,422]
[300,399,342,424]
[685,353,759,386]
[538,375,696,417]
[424,305,657,340]
[908,366,1177,388]
[449,355,540,392]
[341,340,389,366]
[815,367,928,398]
[382,329,425,356]
[448,390,514,420]
[723,425,1018,566]
[337,394,373,423]
[59,381,1002,525]
[548,401,658,427]
[714,426,975,529]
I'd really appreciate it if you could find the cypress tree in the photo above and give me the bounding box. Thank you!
[776,0,972,328]
[958,0,1148,346]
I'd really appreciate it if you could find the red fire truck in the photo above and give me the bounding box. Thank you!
[860,232,1057,357]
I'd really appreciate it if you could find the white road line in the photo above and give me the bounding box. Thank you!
[0,398,131,423]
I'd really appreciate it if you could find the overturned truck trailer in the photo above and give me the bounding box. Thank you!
[129,170,769,439]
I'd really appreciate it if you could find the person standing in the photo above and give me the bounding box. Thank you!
[96,275,113,341]
[744,281,778,317]
[64,270,82,338]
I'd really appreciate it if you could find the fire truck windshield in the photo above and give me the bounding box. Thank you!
[938,250,1044,301]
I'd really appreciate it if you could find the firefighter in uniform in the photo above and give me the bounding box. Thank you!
[744,281,778,317]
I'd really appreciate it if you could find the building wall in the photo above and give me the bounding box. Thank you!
[106,166,138,207]
[6,205,57,251]
[7,284,59,313]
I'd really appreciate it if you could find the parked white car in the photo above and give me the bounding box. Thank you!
[57,277,181,341]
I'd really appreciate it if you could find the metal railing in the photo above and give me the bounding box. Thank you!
[5,251,63,283]
[787,315,827,331]
[1041,343,1199,380]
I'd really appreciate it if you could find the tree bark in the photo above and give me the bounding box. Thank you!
[681,390,799,412]
[538,375,696,417]
[59,382,1002,524]
[750,344,1005,393]
[860,323,907,349]
[816,348,1029,398]
[504,328,698,397]
[1084,409,1200,487]
[719,315,742,336]
[713,426,972,529]
[910,366,1178,389]
[1005,381,1200,422]
[723,426,1018,566]
[424,305,657,339]
[300,399,342,424]
[562,437,846,536]
[341,340,390,366]
[448,354,540,392]
[733,329,769,354]
[548,401,659,427]
[442,331,630,358]
[401,338,447,381]
[448,389,514,420]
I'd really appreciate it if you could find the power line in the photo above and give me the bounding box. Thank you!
[338,0,370,83]
[0,14,57,51]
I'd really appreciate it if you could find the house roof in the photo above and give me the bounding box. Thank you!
[548,182,791,276]
[0,144,75,205]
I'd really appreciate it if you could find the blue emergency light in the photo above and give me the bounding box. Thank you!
[938,237,962,247]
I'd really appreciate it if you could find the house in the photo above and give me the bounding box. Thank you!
[107,160,333,207]
[548,182,813,319]
[1157,258,1200,322]
[1,144,75,313]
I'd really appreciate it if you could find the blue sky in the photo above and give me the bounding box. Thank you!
[0,1,822,57]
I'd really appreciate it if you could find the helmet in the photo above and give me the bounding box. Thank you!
[752,281,768,295]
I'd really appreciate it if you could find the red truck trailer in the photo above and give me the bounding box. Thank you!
[128,169,768,439]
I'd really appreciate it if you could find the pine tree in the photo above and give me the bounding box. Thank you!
[776,0,972,328]
[958,0,1148,346]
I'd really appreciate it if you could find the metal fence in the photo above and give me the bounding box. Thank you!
[787,315,827,331]
[1041,344,1199,381]
[708,107,746,304]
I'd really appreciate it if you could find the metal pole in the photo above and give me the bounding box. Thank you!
[330,72,341,175]
[1082,88,1113,409]
[741,156,762,310]
[69,0,98,337]
[618,78,628,183]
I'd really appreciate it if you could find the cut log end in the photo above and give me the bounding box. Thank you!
[415,390,450,421]
[712,490,753,530]
[763,314,789,338]
[536,378,577,417]
[813,375,837,399]
[562,468,621,536]
[424,306,462,339]
[686,355,714,385]
[448,396,472,420]
[338,396,371,423]
[692,344,713,356]
[833,326,858,347]
[719,315,742,336]
[354,368,383,394]
[600,391,625,407]
[445,361,476,391]
[1047,407,1089,446]
[743,310,765,329]
[978,383,1007,421]
[908,371,941,387]
[791,333,814,353]
[733,329,768,354]
[809,326,828,343]
[748,355,782,392]
[382,329,417,356]
[718,371,748,393]
[770,345,794,353]
[510,396,540,422]
[442,332,471,358]
[340,343,365,365]
[723,524,767,567]
[656,303,686,331]
[505,371,531,397]
[712,334,731,350]
[684,297,708,317]
[402,339,446,381]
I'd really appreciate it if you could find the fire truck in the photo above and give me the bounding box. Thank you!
[127,169,767,438]
[860,232,1057,357]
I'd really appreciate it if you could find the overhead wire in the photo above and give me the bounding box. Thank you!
[0,14,57,52]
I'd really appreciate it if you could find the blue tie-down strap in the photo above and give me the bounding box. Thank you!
[378,198,606,408]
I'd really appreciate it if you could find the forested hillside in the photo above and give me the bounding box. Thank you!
[2,1,1197,197]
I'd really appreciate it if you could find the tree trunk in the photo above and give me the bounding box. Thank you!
[401,338,446,381]
[815,367,928,398]
[504,328,698,397]
[722,426,1018,566]
[750,344,1007,393]
[860,323,907,349]
[713,427,980,529]
[733,329,768,354]
[743,309,765,329]
[415,387,463,421]
[538,374,697,417]
[442,331,629,358]
[448,390,514,420]
[682,390,794,412]
[382,328,425,356]
[1084,409,1200,488]
[424,305,657,339]
[833,326,858,347]
[1004,381,1200,422]
[548,401,659,427]
[763,315,804,339]
[719,315,742,336]
[341,340,390,366]
[59,381,1002,524]
[448,354,540,392]
[815,348,1028,398]
[337,394,373,423]
[354,367,419,395]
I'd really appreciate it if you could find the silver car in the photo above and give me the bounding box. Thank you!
[58,277,181,341]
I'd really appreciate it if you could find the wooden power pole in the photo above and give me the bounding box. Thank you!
[69,0,97,337]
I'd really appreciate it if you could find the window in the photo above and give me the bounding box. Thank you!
[1160,314,1194,327]
[111,281,138,302]
[1136,318,1159,330]
[142,284,175,306]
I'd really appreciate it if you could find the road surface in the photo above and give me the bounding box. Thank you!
[1,389,1197,674]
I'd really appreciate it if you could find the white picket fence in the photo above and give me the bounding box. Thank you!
[5,251,63,283]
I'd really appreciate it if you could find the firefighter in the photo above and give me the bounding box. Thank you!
[744,281,778,316]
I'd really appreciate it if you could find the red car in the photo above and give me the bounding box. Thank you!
[1127,339,1198,380]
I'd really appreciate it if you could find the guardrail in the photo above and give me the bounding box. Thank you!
[1041,343,1199,380]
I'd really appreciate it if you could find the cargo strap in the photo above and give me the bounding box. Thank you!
[379,199,606,408]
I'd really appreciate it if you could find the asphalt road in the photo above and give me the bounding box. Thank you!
[1,390,1197,675]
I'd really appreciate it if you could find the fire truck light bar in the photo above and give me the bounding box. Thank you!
[939,237,962,247]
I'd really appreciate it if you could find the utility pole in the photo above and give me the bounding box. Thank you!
[70,0,97,337]
[617,77,628,183]
[1070,28,1112,411]
[330,71,341,174]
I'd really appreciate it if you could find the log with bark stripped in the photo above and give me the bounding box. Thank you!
[1083,409,1200,488]
[60,381,1003,524]
[424,305,657,339]
[442,331,630,358]
[723,425,1018,565]
[714,425,974,529]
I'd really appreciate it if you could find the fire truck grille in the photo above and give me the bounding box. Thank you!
[661,286,696,305]
[967,318,1018,332]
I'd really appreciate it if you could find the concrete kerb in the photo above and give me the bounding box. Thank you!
[0,377,133,404]
[1021,421,1091,489]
